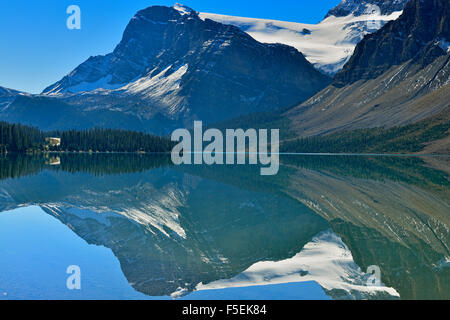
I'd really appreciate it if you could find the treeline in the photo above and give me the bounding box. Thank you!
[0,122,173,154]
[59,128,173,153]
[0,153,173,181]
[58,153,172,175]
[0,122,46,153]
[0,154,46,180]
[281,114,450,153]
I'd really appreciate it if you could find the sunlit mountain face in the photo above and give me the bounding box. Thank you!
[0,154,448,300]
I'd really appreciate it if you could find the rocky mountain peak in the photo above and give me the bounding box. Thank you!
[37,4,330,132]
[43,4,263,95]
[173,3,197,15]
[43,5,205,94]
[325,0,409,18]
[334,0,450,85]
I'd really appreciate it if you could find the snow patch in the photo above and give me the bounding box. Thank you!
[173,3,195,16]
[435,256,450,270]
[362,4,381,16]
[171,287,189,299]
[437,38,450,53]
[43,184,188,239]
[65,75,125,94]
[121,64,188,115]
[195,230,400,299]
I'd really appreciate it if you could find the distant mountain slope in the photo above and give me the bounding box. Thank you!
[200,0,407,74]
[0,86,21,97]
[12,4,328,133]
[0,86,26,111]
[284,0,449,140]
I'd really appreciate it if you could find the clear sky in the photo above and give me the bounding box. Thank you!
[0,0,341,94]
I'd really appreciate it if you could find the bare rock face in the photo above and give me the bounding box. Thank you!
[325,0,410,18]
[284,0,449,139]
[335,0,450,85]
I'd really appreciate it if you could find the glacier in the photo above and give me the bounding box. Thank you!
[200,9,403,75]
[193,229,400,300]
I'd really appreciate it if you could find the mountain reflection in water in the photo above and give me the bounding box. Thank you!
[0,153,448,300]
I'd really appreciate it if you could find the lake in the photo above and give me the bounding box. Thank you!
[0,153,448,300]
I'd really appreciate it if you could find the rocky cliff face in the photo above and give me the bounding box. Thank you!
[335,0,450,85]
[285,0,449,137]
[325,0,410,18]
[38,5,329,131]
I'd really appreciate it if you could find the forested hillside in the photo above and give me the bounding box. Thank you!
[0,122,173,153]
[59,129,173,153]
[0,122,45,153]
[281,113,450,154]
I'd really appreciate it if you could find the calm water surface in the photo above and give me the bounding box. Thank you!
[0,154,448,300]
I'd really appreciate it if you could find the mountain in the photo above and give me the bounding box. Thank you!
[0,86,26,112]
[200,0,408,74]
[0,86,21,98]
[4,4,326,133]
[1,94,153,131]
[283,0,450,146]
[325,0,409,18]
[335,0,450,84]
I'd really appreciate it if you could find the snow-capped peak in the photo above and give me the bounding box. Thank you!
[325,0,409,18]
[173,3,195,15]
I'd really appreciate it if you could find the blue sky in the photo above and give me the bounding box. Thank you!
[0,0,341,94]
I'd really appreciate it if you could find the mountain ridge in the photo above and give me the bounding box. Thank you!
[1,4,329,133]
[335,0,450,85]
[282,0,449,144]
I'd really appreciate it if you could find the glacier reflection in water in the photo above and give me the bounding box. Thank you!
[0,154,448,299]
